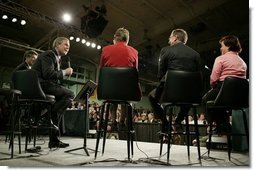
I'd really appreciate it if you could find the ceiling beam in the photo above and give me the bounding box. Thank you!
[107,1,145,27]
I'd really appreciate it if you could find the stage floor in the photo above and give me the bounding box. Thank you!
[0,135,249,167]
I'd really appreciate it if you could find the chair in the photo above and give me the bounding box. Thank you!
[94,67,141,160]
[206,76,249,160]
[159,70,203,163]
[12,69,55,151]
[0,88,22,158]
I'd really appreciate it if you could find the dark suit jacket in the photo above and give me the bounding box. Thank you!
[158,42,201,80]
[32,49,63,84]
[13,62,29,72]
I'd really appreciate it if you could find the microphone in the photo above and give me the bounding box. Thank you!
[205,65,211,71]
[67,56,71,68]
[66,56,71,78]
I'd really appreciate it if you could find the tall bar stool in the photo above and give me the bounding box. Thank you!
[206,76,249,160]
[12,69,55,151]
[94,67,141,160]
[0,88,22,158]
[159,70,203,163]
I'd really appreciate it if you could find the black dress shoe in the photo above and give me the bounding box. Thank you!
[48,140,69,148]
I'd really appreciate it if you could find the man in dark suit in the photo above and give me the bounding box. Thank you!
[13,50,38,72]
[148,28,201,131]
[32,37,75,148]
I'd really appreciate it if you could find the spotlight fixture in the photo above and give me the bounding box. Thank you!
[81,39,86,44]
[76,37,80,42]
[20,19,26,25]
[1,12,27,28]
[97,45,101,50]
[67,35,102,50]
[62,13,72,23]
[91,43,96,48]
[85,41,91,46]
[69,36,74,40]
[2,14,8,19]
[12,17,17,22]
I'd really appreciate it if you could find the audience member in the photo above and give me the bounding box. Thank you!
[148,28,201,132]
[147,112,157,123]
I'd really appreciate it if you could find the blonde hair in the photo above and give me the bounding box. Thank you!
[114,27,129,43]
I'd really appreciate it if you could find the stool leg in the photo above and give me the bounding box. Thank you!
[128,104,134,158]
[126,103,133,160]
[193,108,201,160]
[207,121,213,157]
[159,127,164,156]
[227,131,232,160]
[242,109,249,146]
[102,103,110,155]
[95,103,105,159]
[185,116,190,159]
[226,116,232,160]
[16,106,22,154]
[167,110,173,163]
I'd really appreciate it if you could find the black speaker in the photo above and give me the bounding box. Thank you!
[81,11,108,38]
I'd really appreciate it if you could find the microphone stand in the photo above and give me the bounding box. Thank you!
[64,89,95,156]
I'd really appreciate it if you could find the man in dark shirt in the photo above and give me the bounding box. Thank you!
[148,28,201,131]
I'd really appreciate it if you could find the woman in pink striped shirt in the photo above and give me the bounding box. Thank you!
[202,35,247,133]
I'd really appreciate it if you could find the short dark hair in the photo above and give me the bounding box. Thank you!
[171,29,188,44]
[219,35,242,53]
[23,50,38,61]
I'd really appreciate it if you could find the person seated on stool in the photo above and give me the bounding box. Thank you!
[98,27,141,130]
[32,37,75,148]
[201,35,247,133]
[148,28,201,132]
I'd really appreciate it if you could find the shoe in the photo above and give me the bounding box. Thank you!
[48,140,69,148]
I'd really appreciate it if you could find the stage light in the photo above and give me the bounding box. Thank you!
[76,37,80,42]
[2,14,8,19]
[81,39,86,44]
[97,45,101,50]
[12,17,17,22]
[69,36,74,40]
[62,13,72,23]
[91,43,96,48]
[85,41,91,46]
[20,19,26,25]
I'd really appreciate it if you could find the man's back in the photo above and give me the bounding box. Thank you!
[159,42,201,79]
[100,42,138,68]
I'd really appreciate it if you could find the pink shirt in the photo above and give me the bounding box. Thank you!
[210,51,247,87]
